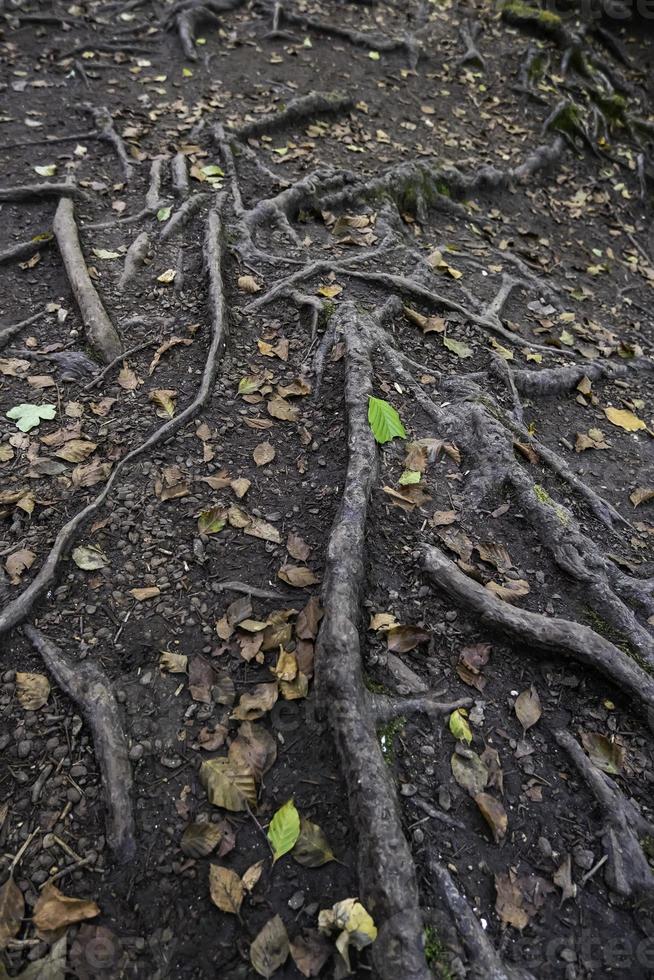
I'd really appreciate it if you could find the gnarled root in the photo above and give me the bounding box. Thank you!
[0,202,228,638]
[233,90,353,140]
[420,545,654,726]
[554,729,654,899]
[23,625,136,863]
[53,192,123,363]
[82,104,134,181]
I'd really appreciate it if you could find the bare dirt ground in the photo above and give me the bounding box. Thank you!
[1,0,654,977]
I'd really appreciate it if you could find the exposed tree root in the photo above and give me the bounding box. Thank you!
[232,90,353,140]
[53,192,123,363]
[315,300,525,978]
[429,861,534,980]
[0,236,53,265]
[316,300,429,979]
[160,192,210,241]
[23,625,136,864]
[0,310,47,352]
[256,0,422,67]
[0,183,84,202]
[554,729,654,899]
[421,546,654,724]
[172,151,189,198]
[118,231,150,289]
[457,19,484,69]
[164,0,244,59]
[0,203,228,638]
[82,103,135,182]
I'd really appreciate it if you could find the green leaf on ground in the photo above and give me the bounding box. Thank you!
[449,708,472,744]
[368,397,406,445]
[443,337,473,359]
[6,403,56,432]
[267,799,300,863]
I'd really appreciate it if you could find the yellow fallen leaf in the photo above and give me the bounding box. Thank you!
[603,407,646,432]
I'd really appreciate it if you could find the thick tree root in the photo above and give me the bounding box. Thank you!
[164,0,244,58]
[82,104,134,182]
[171,152,189,198]
[232,90,353,140]
[0,183,84,202]
[0,203,228,638]
[421,546,654,724]
[554,729,654,899]
[23,625,136,864]
[53,193,123,363]
[316,300,429,979]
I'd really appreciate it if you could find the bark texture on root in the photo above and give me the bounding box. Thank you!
[0,203,228,638]
[23,625,136,863]
[0,183,84,202]
[421,545,654,724]
[429,862,535,980]
[554,729,654,899]
[82,103,134,181]
[53,194,123,363]
[0,236,53,265]
[232,90,353,140]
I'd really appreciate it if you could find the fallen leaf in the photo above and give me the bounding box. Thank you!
[267,394,298,422]
[495,872,529,930]
[278,564,319,588]
[200,757,257,811]
[449,708,472,745]
[72,545,109,570]
[443,336,472,358]
[198,506,227,535]
[5,549,36,585]
[209,865,244,915]
[486,579,530,602]
[117,363,139,390]
[292,817,335,867]
[238,274,261,293]
[580,731,625,774]
[250,915,289,978]
[6,403,56,432]
[253,441,275,466]
[474,792,508,843]
[242,859,265,893]
[318,898,377,973]
[231,682,278,721]
[368,396,406,444]
[0,876,24,950]
[181,822,223,858]
[451,747,488,796]
[149,389,177,418]
[515,686,542,731]
[267,799,301,863]
[404,306,446,334]
[603,406,646,432]
[33,883,99,936]
[16,672,50,711]
[229,721,277,780]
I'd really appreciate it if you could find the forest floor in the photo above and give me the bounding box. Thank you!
[1,0,654,978]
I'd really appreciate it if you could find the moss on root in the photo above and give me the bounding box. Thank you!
[424,926,455,979]
[501,1,564,37]
[377,714,406,763]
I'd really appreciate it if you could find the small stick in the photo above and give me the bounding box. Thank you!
[0,310,47,352]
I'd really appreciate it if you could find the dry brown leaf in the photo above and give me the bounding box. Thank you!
[129,586,161,601]
[5,549,36,585]
[229,721,277,780]
[0,877,24,950]
[278,564,319,588]
[403,306,446,334]
[287,532,311,561]
[242,859,265,893]
[486,579,530,602]
[33,883,99,936]
[54,439,97,463]
[148,336,192,375]
[474,792,508,842]
[238,274,261,293]
[181,822,223,858]
[267,394,298,422]
[230,478,251,499]
[71,460,112,487]
[16,672,50,710]
[253,441,275,466]
[117,363,140,390]
[495,872,529,930]
[250,915,289,978]
[630,487,654,508]
[290,930,332,978]
[209,864,244,915]
[386,625,430,653]
[296,596,323,640]
[514,685,542,731]
[231,682,278,721]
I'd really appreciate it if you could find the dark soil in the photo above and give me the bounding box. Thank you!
[1,0,654,978]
